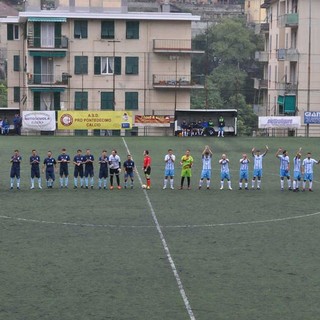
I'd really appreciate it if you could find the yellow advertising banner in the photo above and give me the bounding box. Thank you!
[57,111,132,130]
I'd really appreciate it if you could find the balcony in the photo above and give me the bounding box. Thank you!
[27,36,69,49]
[153,39,205,54]
[260,0,271,9]
[279,13,299,28]
[277,48,299,62]
[153,74,204,89]
[27,72,70,86]
[276,82,298,94]
[255,51,269,62]
[254,78,268,90]
[255,23,269,35]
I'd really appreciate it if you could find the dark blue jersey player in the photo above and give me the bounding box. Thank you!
[123,154,135,189]
[98,150,109,189]
[42,151,57,188]
[10,149,22,190]
[73,149,84,189]
[84,148,95,189]
[30,149,42,189]
[57,148,71,188]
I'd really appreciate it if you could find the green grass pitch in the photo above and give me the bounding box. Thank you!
[1,135,320,320]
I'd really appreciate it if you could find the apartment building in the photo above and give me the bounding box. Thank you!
[255,0,320,136]
[245,0,266,25]
[1,0,203,135]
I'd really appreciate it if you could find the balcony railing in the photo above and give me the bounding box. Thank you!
[153,74,204,89]
[27,36,69,49]
[153,39,205,53]
[277,48,299,62]
[254,78,268,90]
[255,23,269,34]
[255,51,269,62]
[279,13,299,28]
[27,72,70,85]
[276,82,298,94]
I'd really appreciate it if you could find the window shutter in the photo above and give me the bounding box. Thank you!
[114,57,121,75]
[13,55,20,71]
[55,23,61,48]
[125,92,138,110]
[94,57,101,75]
[34,92,41,110]
[7,24,14,40]
[33,56,41,84]
[75,92,88,110]
[34,22,41,47]
[13,87,20,103]
[101,21,114,39]
[101,92,114,110]
[54,92,60,110]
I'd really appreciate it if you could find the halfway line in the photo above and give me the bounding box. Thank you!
[122,138,196,320]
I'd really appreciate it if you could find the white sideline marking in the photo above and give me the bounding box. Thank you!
[122,138,196,320]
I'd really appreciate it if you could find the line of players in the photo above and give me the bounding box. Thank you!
[9,148,152,190]
[8,145,320,191]
[183,145,319,192]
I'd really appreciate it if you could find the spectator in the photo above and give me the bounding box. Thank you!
[2,117,10,135]
[13,114,22,135]
[218,115,225,137]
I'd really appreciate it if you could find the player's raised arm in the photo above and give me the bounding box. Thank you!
[251,148,255,157]
[296,147,302,157]
[262,145,269,156]
[275,148,282,158]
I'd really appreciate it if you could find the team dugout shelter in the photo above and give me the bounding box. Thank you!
[174,109,238,136]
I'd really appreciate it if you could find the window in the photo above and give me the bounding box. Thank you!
[97,57,113,75]
[101,92,114,110]
[125,57,139,75]
[74,20,88,39]
[7,24,19,40]
[13,87,20,103]
[126,21,139,39]
[74,56,88,74]
[75,92,88,110]
[125,92,138,110]
[101,21,114,39]
[41,23,55,48]
[94,57,121,75]
[13,55,20,71]
[41,58,54,83]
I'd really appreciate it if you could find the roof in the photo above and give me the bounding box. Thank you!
[0,2,19,17]
[18,10,200,22]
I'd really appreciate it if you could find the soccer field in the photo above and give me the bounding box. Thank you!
[1,135,320,320]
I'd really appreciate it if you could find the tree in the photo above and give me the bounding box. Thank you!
[0,81,7,108]
[191,18,261,134]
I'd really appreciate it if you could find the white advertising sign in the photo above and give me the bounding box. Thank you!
[22,111,56,131]
[258,116,301,129]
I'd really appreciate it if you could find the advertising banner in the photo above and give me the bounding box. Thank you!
[22,111,56,131]
[304,112,320,124]
[258,116,301,129]
[134,115,173,127]
[57,111,132,130]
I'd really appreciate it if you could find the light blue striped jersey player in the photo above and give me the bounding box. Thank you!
[240,158,249,171]
[293,156,301,172]
[202,154,212,170]
[164,154,175,171]
[253,154,265,170]
[302,157,318,174]
[277,154,290,171]
[220,158,230,173]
